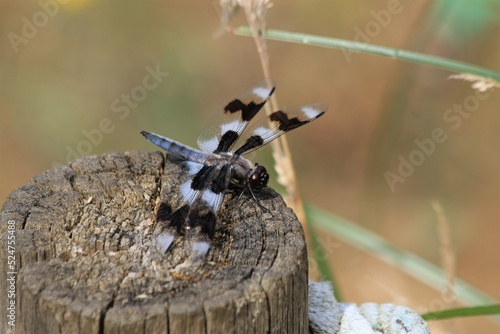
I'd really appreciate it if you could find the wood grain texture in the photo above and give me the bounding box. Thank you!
[0,151,308,334]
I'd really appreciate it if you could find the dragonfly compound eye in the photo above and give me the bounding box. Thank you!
[250,165,269,188]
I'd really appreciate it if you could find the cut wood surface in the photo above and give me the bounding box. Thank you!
[0,151,308,334]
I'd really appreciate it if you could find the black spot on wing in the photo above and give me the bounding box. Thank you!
[234,135,265,156]
[170,205,189,232]
[156,202,173,222]
[270,110,311,131]
[156,203,189,234]
[191,165,216,191]
[188,208,216,240]
[225,99,267,122]
[215,130,239,153]
[225,99,245,113]
[211,164,231,194]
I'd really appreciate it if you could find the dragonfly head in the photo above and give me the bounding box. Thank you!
[249,164,269,189]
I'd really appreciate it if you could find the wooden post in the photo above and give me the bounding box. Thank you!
[0,151,308,334]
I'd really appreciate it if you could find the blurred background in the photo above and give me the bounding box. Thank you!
[1,1,499,332]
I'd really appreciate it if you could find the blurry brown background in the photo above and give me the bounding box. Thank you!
[1,1,499,333]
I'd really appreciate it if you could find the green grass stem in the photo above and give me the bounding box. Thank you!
[234,27,500,82]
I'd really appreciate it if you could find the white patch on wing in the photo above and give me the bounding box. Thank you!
[180,180,198,205]
[220,119,244,134]
[156,233,174,252]
[301,105,323,119]
[253,86,273,99]
[252,126,269,137]
[202,189,222,213]
[199,136,220,152]
[182,161,204,176]
[191,241,210,256]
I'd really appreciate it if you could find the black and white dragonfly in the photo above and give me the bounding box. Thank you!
[141,79,327,257]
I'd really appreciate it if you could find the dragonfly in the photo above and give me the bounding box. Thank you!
[141,79,327,257]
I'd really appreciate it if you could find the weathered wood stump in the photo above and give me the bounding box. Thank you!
[0,151,308,334]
